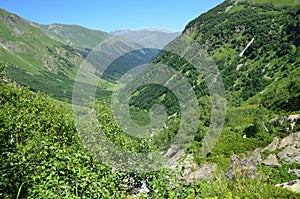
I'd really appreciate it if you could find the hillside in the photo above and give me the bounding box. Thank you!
[1,0,300,198]
[130,0,300,194]
[38,23,109,57]
[0,9,83,100]
[180,0,299,101]
[0,9,116,102]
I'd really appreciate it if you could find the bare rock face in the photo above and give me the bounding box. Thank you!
[226,154,259,180]
[276,180,300,193]
[263,137,279,152]
[261,132,300,165]
[262,154,281,167]
[288,168,300,178]
[163,145,216,184]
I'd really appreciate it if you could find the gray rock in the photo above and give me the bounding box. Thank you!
[263,137,279,152]
[288,168,300,178]
[182,155,217,183]
[250,148,262,164]
[163,145,216,184]
[278,145,300,164]
[279,134,295,149]
[276,180,300,193]
[262,154,281,167]
[226,154,259,180]
[279,132,300,149]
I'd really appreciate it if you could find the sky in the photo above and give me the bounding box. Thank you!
[0,0,224,33]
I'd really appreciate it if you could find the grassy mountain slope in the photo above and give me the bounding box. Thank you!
[0,9,83,100]
[184,0,299,101]
[38,23,110,56]
[0,9,82,75]
[2,61,300,198]
[130,0,300,171]
[0,9,115,102]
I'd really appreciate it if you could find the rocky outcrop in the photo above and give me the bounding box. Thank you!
[276,180,300,193]
[263,137,279,152]
[262,132,300,164]
[277,145,300,164]
[163,145,216,184]
[262,154,281,167]
[226,153,260,180]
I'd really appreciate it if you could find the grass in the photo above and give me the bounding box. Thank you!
[249,0,300,7]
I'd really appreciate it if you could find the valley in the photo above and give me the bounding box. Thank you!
[1,0,300,198]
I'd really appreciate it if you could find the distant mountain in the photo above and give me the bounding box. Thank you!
[109,29,131,35]
[152,0,300,104]
[0,9,179,101]
[38,23,110,57]
[100,29,180,81]
[113,29,181,49]
[0,9,112,101]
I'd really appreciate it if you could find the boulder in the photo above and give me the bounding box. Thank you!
[279,132,300,149]
[250,148,262,164]
[163,145,216,183]
[226,154,259,180]
[279,134,295,149]
[277,145,300,164]
[262,154,281,167]
[263,137,279,152]
[276,180,300,193]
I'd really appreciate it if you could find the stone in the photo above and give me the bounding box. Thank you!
[276,180,300,193]
[162,145,216,184]
[288,168,300,178]
[262,154,281,167]
[250,148,262,164]
[263,137,279,152]
[279,134,294,149]
[226,154,258,180]
[277,145,300,164]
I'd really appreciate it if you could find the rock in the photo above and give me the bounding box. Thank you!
[181,155,217,183]
[163,145,216,184]
[279,134,295,149]
[288,168,300,178]
[276,180,300,193]
[279,132,300,149]
[277,145,300,164]
[163,146,186,170]
[263,137,279,152]
[226,154,259,180]
[250,148,262,164]
[262,154,281,167]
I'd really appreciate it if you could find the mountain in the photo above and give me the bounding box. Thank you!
[38,23,110,57]
[0,9,115,102]
[0,9,178,100]
[131,0,300,186]
[99,29,180,82]
[1,1,300,198]
[111,29,181,49]
[150,0,299,104]
[0,9,84,100]
[109,29,131,35]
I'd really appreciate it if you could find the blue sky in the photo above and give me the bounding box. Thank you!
[0,0,224,32]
